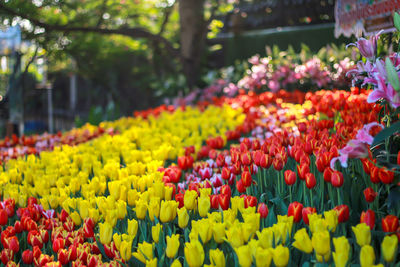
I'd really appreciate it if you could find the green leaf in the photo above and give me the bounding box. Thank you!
[372,121,400,146]
[385,57,400,92]
[394,12,400,32]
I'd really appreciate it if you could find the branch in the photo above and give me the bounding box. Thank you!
[96,0,108,27]
[158,3,175,35]
[0,3,181,59]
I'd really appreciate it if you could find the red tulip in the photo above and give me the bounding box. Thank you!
[379,168,394,184]
[6,237,19,253]
[241,171,252,188]
[231,161,242,175]
[360,209,375,229]
[22,250,33,264]
[221,167,231,180]
[331,171,344,187]
[58,248,69,265]
[257,203,269,218]
[297,164,310,180]
[287,201,303,223]
[334,204,349,223]
[68,244,78,261]
[253,150,263,166]
[259,153,272,169]
[370,166,380,184]
[273,158,284,171]
[59,209,69,222]
[0,209,8,225]
[305,173,316,189]
[218,194,230,210]
[13,221,22,234]
[382,215,399,233]
[252,139,261,150]
[300,155,310,166]
[236,179,246,193]
[323,167,333,182]
[27,230,43,249]
[284,170,296,185]
[210,195,219,209]
[397,150,400,165]
[363,187,377,203]
[241,151,252,166]
[52,238,65,253]
[216,154,225,167]
[175,193,184,208]
[0,249,13,265]
[302,207,316,225]
[244,196,257,208]
[220,185,231,199]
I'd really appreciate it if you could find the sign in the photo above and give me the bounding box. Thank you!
[335,0,400,37]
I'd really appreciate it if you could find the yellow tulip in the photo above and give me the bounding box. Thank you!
[151,224,162,243]
[323,210,338,232]
[88,208,100,223]
[381,235,398,263]
[332,236,350,267]
[127,218,138,238]
[70,211,82,226]
[255,246,272,267]
[79,200,90,219]
[352,223,371,247]
[127,189,139,206]
[212,222,225,244]
[312,230,331,262]
[120,239,133,261]
[209,248,225,267]
[153,181,165,199]
[171,259,182,267]
[256,228,273,249]
[272,245,289,267]
[226,224,244,248]
[132,241,154,263]
[135,199,148,220]
[184,190,198,210]
[198,196,210,217]
[178,207,189,228]
[235,245,252,267]
[166,234,180,258]
[192,219,212,244]
[360,245,375,267]
[148,197,160,221]
[199,188,211,198]
[231,196,244,213]
[99,222,113,245]
[116,200,127,219]
[292,228,313,254]
[164,186,174,201]
[113,233,122,250]
[160,200,178,223]
[146,258,157,267]
[184,239,205,267]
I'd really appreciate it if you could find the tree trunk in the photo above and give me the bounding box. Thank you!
[178,0,206,89]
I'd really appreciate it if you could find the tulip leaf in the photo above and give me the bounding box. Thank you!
[385,57,400,92]
[394,12,400,32]
[371,121,400,147]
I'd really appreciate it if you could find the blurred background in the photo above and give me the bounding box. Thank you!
[0,0,351,137]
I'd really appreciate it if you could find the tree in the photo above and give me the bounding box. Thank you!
[0,0,235,89]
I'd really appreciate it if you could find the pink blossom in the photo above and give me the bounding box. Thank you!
[330,140,369,169]
[367,74,400,108]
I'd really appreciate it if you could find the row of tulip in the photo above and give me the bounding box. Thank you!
[0,85,398,266]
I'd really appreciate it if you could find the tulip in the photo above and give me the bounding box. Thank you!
[241,151,252,166]
[148,197,160,221]
[171,259,182,267]
[260,153,272,169]
[331,171,344,187]
[184,190,198,210]
[218,194,230,210]
[363,187,377,203]
[305,173,316,189]
[22,250,33,264]
[302,207,316,225]
[255,246,272,267]
[352,223,371,246]
[127,218,138,238]
[287,202,303,223]
[334,204,349,223]
[323,167,333,182]
[382,215,399,233]
[236,179,246,193]
[244,195,257,208]
[0,249,13,265]
[212,222,226,244]
[257,203,269,218]
[184,240,205,267]
[360,209,375,229]
[284,170,296,185]
[235,245,252,267]
[324,210,338,232]
[273,158,284,171]
[272,245,289,267]
[160,200,179,223]
[198,196,211,217]
[69,211,81,226]
[221,167,231,180]
[297,164,310,180]
[241,171,252,188]
[381,234,398,262]
[135,199,148,220]
[332,236,350,267]
[132,241,153,263]
[360,245,375,267]
[379,167,394,184]
[99,222,113,245]
[152,224,162,243]
[312,230,331,261]
[166,234,180,258]
[178,207,189,228]
[119,239,133,261]
[292,228,313,254]
[52,238,65,253]
[0,209,8,225]
[226,224,244,248]
[209,248,225,267]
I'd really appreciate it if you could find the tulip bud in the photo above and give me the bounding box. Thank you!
[292,228,313,254]
[333,205,349,223]
[287,202,303,223]
[312,230,331,262]
[58,249,69,265]
[244,196,257,209]
[360,245,375,267]
[0,209,8,225]
[259,154,272,169]
[221,167,231,180]
[184,240,205,267]
[236,179,246,193]
[323,167,333,182]
[331,171,344,187]
[352,223,371,246]
[360,209,375,229]
[218,194,230,210]
[381,235,398,263]
[297,164,310,180]
[184,190,198,210]
[235,245,252,267]
[178,207,189,228]
[241,171,252,188]
[212,223,225,244]
[382,215,399,233]
[99,222,113,245]
[332,236,350,267]
[272,245,289,267]
[284,170,296,186]
[22,250,33,264]
[257,203,269,219]
[166,234,180,258]
[305,173,316,189]
[363,187,377,203]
